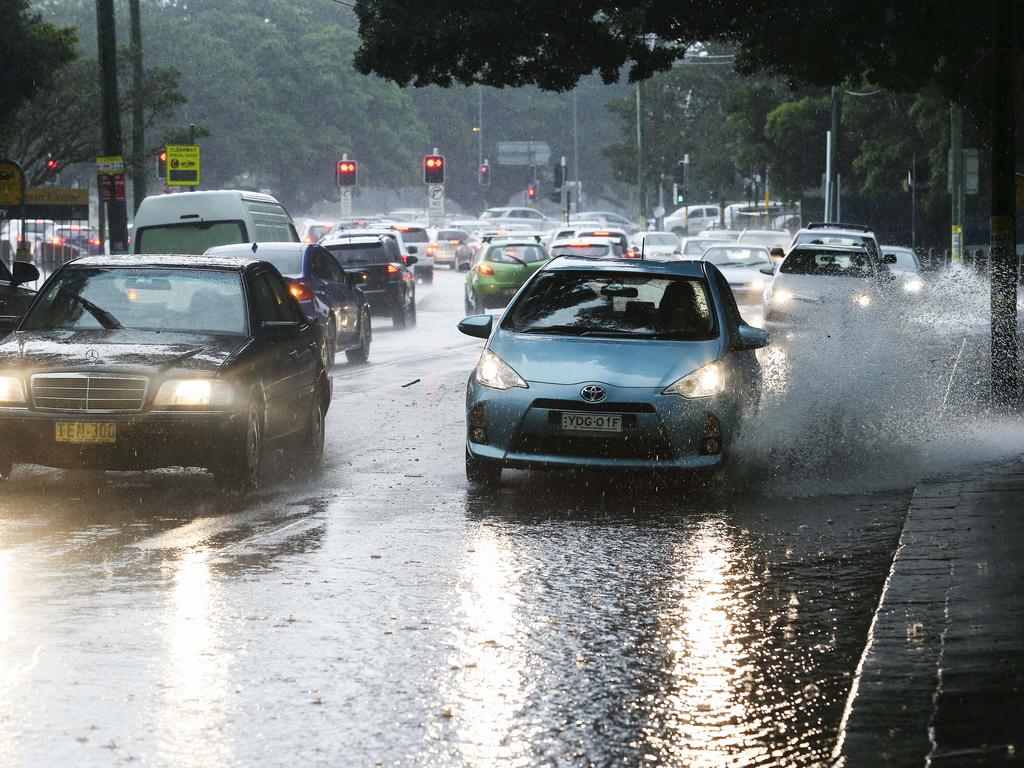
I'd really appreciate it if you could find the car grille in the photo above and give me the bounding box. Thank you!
[31,374,148,413]
[513,432,676,461]
[530,399,656,414]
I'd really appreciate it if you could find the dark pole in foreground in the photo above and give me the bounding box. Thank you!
[989,0,1019,406]
[128,0,146,214]
[96,0,129,252]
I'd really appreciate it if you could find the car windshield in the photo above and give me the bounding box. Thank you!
[683,239,716,255]
[887,249,920,271]
[257,250,305,277]
[703,246,772,268]
[325,242,388,264]
[481,209,505,218]
[23,267,247,335]
[644,234,678,247]
[394,228,428,243]
[303,224,332,242]
[485,244,549,264]
[135,221,247,255]
[438,230,467,242]
[503,271,716,340]
[781,250,874,278]
[738,232,787,248]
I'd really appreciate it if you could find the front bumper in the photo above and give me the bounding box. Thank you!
[0,407,244,471]
[466,379,740,471]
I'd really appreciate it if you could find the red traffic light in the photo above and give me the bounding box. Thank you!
[527,184,537,200]
[46,158,59,170]
[337,159,358,187]
[423,154,445,184]
[479,164,488,174]
[159,150,167,162]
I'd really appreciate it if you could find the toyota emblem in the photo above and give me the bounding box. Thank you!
[580,384,606,403]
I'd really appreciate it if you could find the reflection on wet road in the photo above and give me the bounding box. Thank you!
[0,270,1001,766]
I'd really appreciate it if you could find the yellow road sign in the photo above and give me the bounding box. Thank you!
[96,155,125,174]
[0,159,26,207]
[166,145,201,187]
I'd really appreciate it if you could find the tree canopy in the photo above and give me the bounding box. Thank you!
[0,0,78,131]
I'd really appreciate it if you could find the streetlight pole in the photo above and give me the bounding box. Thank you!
[571,89,579,189]
[635,81,642,226]
[476,85,483,170]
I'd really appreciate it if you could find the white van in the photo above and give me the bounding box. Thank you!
[132,190,299,254]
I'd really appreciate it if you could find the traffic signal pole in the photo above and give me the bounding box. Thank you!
[128,0,146,213]
[96,0,129,253]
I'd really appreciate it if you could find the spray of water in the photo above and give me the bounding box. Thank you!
[731,268,1024,496]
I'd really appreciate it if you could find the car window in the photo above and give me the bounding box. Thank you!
[394,227,429,243]
[256,249,305,277]
[311,250,334,281]
[711,267,743,347]
[551,243,611,258]
[246,200,297,242]
[23,267,247,335]
[322,250,346,281]
[325,241,387,265]
[135,221,247,255]
[264,271,305,322]
[683,239,714,256]
[251,271,288,322]
[703,247,772,268]
[484,244,549,264]
[503,271,716,340]
[781,249,874,278]
[887,249,920,271]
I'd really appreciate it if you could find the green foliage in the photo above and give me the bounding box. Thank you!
[763,96,830,200]
[0,0,78,132]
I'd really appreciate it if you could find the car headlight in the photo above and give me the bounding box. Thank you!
[0,375,26,406]
[772,288,793,305]
[903,278,924,293]
[153,379,235,408]
[853,293,874,308]
[748,278,767,292]
[475,350,527,390]
[663,361,725,398]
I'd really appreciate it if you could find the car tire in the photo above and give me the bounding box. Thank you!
[466,448,501,491]
[421,266,434,284]
[295,396,326,475]
[392,298,408,329]
[324,321,337,368]
[213,404,262,494]
[408,298,417,326]
[473,294,486,314]
[671,228,686,237]
[346,312,371,363]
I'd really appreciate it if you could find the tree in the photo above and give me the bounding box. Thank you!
[0,0,78,132]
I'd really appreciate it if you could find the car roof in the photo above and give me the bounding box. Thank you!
[323,235,387,246]
[704,242,770,251]
[542,255,708,277]
[789,242,870,254]
[795,225,876,238]
[325,229,394,240]
[206,242,311,258]
[484,239,546,247]
[68,254,264,270]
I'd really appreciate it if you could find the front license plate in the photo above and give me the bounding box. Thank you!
[560,412,623,433]
[55,421,117,445]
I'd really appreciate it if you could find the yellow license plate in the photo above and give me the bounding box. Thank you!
[55,422,117,445]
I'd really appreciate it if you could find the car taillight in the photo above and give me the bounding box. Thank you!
[476,263,495,275]
[303,236,315,243]
[625,248,640,259]
[427,244,438,255]
[89,238,101,246]
[289,281,313,302]
[52,237,64,246]
[386,263,400,274]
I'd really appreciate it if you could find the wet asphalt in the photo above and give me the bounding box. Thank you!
[0,267,1001,767]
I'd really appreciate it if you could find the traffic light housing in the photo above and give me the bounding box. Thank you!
[337,159,358,187]
[156,149,167,180]
[527,184,537,202]
[674,160,686,185]
[424,154,445,184]
[675,189,684,205]
[479,162,490,187]
[551,161,564,202]
[46,157,60,171]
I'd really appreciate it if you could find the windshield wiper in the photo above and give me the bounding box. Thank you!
[514,325,589,335]
[59,287,121,330]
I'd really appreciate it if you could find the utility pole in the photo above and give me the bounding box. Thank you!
[476,85,483,170]
[96,0,129,252]
[829,87,842,220]
[950,103,965,264]
[635,82,643,228]
[128,0,146,213]
[989,0,1019,406]
[571,89,579,190]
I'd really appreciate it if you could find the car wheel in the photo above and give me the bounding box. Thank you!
[324,321,337,368]
[295,396,326,475]
[671,228,686,237]
[392,298,408,329]
[407,298,417,327]
[346,312,371,363]
[466,448,501,491]
[214,404,262,493]
[421,266,434,284]
[473,294,486,314]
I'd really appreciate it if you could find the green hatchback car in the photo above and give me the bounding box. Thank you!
[464,239,551,313]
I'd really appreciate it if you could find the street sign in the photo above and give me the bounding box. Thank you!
[166,145,201,187]
[340,187,353,217]
[0,159,26,209]
[24,187,89,219]
[427,184,445,226]
[496,141,551,167]
[96,155,124,174]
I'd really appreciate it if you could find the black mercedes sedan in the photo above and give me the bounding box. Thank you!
[0,255,330,492]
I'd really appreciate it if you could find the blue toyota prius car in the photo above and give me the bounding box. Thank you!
[457,256,770,488]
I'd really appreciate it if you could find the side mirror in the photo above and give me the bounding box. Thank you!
[882,253,898,264]
[404,255,419,266]
[11,261,40,287]
[457,314,493,340]
[736,324,770,351]
[407,245,419,255]
[759,265,776,276]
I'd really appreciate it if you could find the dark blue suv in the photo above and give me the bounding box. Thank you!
[207,242,371,367]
